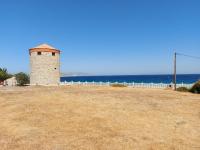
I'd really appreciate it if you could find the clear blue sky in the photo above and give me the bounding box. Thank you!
[0,0,200,75]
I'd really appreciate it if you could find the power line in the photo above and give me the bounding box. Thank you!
[176,52,200,60]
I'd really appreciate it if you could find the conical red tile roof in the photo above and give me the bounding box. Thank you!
[29,43,60,53]
[33,44,56,49]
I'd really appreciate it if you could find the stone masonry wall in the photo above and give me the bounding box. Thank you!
[30,51,60,85]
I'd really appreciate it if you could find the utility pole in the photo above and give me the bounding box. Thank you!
[174,52,177,90]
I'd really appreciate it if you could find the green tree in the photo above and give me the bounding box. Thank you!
[189,81,200,94]
[0,68,12,81]
[15,72,30,86]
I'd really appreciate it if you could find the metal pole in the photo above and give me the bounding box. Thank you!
[174,52,177,90]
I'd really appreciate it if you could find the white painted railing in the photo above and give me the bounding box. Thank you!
[60,81,194,89]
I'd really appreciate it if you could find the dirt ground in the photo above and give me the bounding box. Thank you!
[0,85,199,150]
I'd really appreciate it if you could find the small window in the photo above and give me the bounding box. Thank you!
[37,52,41,55]
[52,52,55,56]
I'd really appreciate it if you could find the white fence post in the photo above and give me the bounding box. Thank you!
[60,81,193,89]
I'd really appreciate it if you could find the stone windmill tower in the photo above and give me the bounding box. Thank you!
[29,44,60,85]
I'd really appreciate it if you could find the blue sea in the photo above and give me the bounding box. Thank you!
[61,74,200,84]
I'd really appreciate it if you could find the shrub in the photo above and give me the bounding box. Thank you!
[176,87,189,92]
[189,81,200,94]
[15,72,30,86]
[111,84,127,87]
[0,68,12,81]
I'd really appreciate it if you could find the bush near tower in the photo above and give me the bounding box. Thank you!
[15,72,30,86]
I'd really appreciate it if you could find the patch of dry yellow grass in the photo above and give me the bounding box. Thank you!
[0,86,200,150]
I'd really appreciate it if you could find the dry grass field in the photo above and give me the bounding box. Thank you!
[0,85,199,150]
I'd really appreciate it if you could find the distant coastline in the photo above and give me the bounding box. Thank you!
[61,72,93,77]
